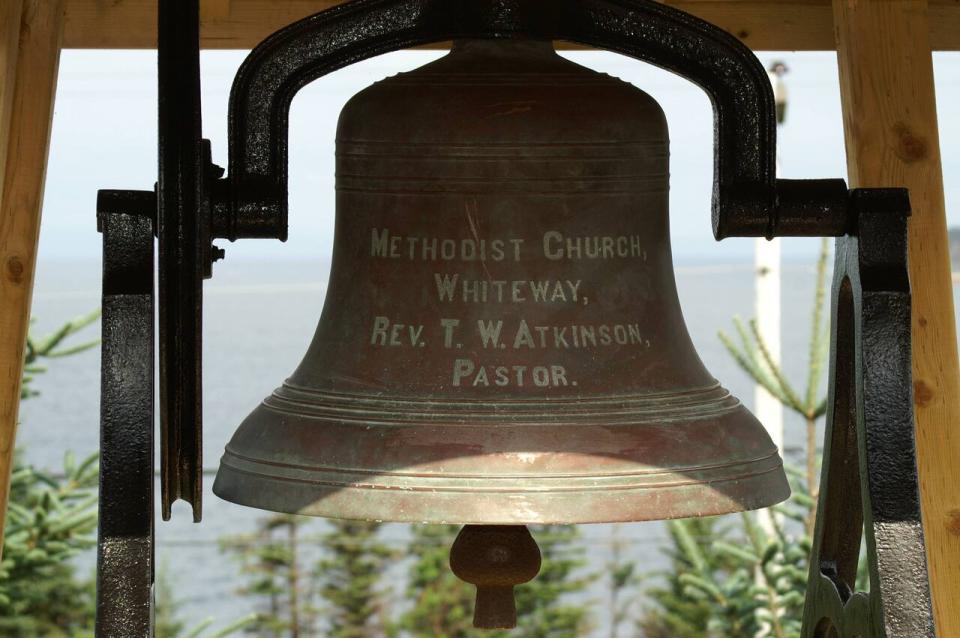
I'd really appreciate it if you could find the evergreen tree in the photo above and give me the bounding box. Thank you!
[316,520,393,638]
[0,450,99,637]
[640,474,827,638]
[0,311,101,637]
[606,523,640,638]
[221,514,318,637]
[514,525,594,638]
[401,525,481,638]
[20,310,101,399]
[639,518,737,638]
[156,564,257,638]
[156,564,188,638]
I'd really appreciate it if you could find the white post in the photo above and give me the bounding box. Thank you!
[754,234,784,510]
[754,64,787,638]
[756,63,787,537]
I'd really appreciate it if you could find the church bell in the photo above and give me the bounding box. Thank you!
[213,40,791,626]
[213,38,790,526]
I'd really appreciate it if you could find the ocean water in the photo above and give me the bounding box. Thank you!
[17,253,853,633]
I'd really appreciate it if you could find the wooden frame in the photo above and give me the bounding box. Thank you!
[61,0,960,51]
[833,2,960,634]
[0,0,956,633]
[0,0,65,560]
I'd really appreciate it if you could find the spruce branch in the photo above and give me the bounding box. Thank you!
[742,513,789,638]
[813,395,829,421]
[20,310,101,399]
[718,328,790,405]
[805,238,831,412]
[671,520,710,576]
[749,319,805,413]
[27,309,101,359]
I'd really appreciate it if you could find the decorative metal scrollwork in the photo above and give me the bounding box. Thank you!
[224,0,849,241]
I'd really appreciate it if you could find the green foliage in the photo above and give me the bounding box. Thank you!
[720,237,831,519]
[156,564,188,638]
[514,525,595,638]
[401,525,480,638]
[607,523,642,638]
[316,520,393,638]
[0,312,102,637]
[639,518,738,638]
[156,564,258,638]
[21,310,101,399]
[178,616,263,638]
[735,472,816,636]
[718,240,830,424]
[640,470,857,638]
[401,524,595,638]
[640,478,814,638]
[221,514,319,636]
[0,450,99,637]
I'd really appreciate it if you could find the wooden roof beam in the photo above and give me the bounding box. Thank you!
[63,0,960,51]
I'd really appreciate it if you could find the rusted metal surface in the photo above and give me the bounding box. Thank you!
[213,39,790,524]
[801,190,935,637]
[450,525,541,629]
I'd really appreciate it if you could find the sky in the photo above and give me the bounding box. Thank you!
[37,48,960,264]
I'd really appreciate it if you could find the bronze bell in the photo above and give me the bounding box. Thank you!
[214,38,789,624]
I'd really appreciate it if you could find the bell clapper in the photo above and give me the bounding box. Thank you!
[449,525,542,629]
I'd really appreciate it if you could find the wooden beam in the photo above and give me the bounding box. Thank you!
[200,0,231,21]
[0,6,27,554]
[0,0,65,557]
[59,0,960,51]
[0,2,24,203]
[0,0,26,556]
[834,2,960,635]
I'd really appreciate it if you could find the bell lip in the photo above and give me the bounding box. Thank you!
[213,383,790,524]
[213,453,791,525]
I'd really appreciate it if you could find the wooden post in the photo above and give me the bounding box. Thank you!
[833,1,960,634]
[0,0,28,554]
[0,0,65,556]
[0,1,24,204]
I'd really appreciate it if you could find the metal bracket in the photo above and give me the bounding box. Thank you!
[95,190,157,638]
[800,188,935,637]
[221,0,850,242]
